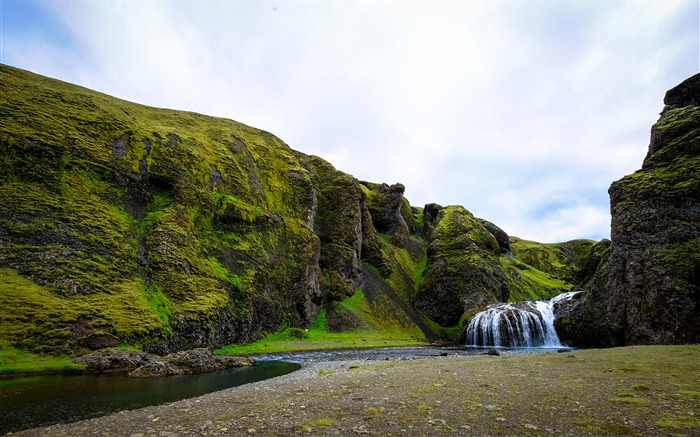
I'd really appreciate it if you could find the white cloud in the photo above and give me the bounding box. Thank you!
[2,0,698,243]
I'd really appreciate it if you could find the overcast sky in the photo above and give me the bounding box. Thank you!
[1,0,698,242]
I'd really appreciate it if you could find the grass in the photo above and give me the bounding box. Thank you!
[502,257,573,302]
[0,342,84,375]
[215,289,427,355]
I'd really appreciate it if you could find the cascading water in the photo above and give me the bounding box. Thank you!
[465,292,579,347]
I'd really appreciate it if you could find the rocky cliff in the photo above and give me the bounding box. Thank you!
[556,73,700,346]
[0,64,612,357]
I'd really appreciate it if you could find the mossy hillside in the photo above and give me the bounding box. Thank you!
[501,257,573,302]
[509,237,598,284]
[0,268,164,354]
[0,64,327,354]
[415,205,509,326]
[0,64,610,359]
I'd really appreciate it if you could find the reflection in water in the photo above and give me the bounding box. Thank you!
[0,360,299,434]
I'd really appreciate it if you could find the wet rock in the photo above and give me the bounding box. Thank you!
[129,349,255,377]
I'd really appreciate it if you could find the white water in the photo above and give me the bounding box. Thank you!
[465,292,578,348]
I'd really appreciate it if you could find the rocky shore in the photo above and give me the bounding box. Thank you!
[14,345,699,436]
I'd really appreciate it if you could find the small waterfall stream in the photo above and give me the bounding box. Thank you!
[465,292,578,347]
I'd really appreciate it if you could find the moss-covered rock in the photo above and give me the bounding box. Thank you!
[415,205,509,326]
[296,154,364,301]
[361,181,411,247]
[561,73,700,346]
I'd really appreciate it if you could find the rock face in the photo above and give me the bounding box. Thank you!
[557,73,700,346]
[361,181,412,246]
[415,205,509,326]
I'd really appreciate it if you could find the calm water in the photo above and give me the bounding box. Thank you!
[0,360,300,434]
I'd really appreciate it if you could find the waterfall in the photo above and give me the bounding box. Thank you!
[465,292,578,348]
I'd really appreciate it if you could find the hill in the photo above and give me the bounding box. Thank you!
[0,64,601,360]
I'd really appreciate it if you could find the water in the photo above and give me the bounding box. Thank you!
[0,360,299,434]
[465,292,579,347]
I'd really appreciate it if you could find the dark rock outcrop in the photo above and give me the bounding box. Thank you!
[74,349,157,373]
[361,182,412,246]
[129,348,255,377]
[73,348,255,377]
[558,73,700,346]
[479,219,511,255]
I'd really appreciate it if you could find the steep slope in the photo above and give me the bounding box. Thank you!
[0,65,326,353]
[557,73,700,346]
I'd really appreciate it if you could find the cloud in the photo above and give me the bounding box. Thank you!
[2,0,698,243]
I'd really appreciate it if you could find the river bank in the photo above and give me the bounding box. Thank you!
[12,345,699,436]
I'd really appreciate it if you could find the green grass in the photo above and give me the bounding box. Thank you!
[509,236,597,284]
[502,257,573,302]
[0,342,84,375]
[215,289,426,355]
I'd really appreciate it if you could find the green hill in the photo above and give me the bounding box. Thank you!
[0,64,602,365]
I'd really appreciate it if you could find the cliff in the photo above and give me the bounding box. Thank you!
[0,64,615,358]
[557,73,700,346]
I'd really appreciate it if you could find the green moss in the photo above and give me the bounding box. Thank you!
[215,289,426,354]
[509,237,596,284]
[502,257,572,302]
[0,268,166,354]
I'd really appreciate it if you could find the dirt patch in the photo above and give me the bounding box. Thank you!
[17,345,700,436]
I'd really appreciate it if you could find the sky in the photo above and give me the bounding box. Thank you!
[1,0,698,243]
